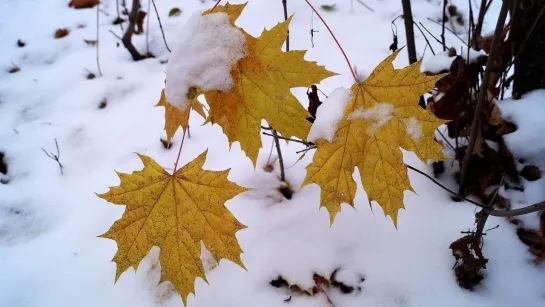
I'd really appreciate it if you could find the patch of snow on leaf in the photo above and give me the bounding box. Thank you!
[307,87,352,142]
[405,117,423,141]
[498,89,545,162]
[348,103,394,135]
[421,50,454,73]
[165,12,247,110]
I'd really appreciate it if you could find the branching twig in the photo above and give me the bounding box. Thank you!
[459,0,511,196]
[109,29,123,41]
[472,0,489,48]
[122,0,145,61]
[413,22,436,55]
[406,164,545,217]
[427,17,469,46]
[151,0,172,52]
[419,22,445,49]
[42,139,64,175]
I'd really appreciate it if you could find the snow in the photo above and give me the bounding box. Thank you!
[421,50,454,73]
[307,87,352,142]
[405,117,423,141]
[1,1,545,307]
[462,48,487,64]
[165,12,247,110]
[348,103,394,134]
[498,90,545,162]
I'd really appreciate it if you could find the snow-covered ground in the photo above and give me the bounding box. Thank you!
[1,0,544,307]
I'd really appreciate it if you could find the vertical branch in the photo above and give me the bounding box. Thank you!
[96,2,103,76]
[152,0,172,52]
[401,0,425,108]
[401,0,417,63]
[282,0,289,50]
[146,0,151,54]
[472,0,488,49]
[458,0,511,195]
[122,0,145,61]
[272,0,290,182]
[441,0,448,51]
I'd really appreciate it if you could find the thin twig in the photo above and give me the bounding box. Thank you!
[146,0,151,54]
[262,132,313,145]
[296,145,316,154]
[109,29,123,40]
[419,22,445,48]
[116,0,124,31]
[302,0,358,82]
[436,129,456,152]
[413,21,435,55]
[42,139,64,175]
[472,0,488,48]
[406,164,545,217]
[354,0,374,12]
[459,0,511,195]
[151,0,172,52]
[427,17,469,46]
[441,0,447,51]
[272,129,286,181]
[96,2,103,76]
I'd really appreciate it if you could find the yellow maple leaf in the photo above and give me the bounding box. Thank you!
[156,87,206,144]
[302,50,448,226]
[98,151,248,304]
[201,3,337,165]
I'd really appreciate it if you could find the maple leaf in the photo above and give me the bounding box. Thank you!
[156,87,206,144]
[302,50,448,226]
[200,3,336,165]
[98,151,248,304]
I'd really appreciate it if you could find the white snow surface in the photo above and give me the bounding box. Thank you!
[498,89,545,162]
[307,87,352,142]
[421,50,454,73]
[349,103,394,134]
[1,1,545,307]
[165,11,246,110]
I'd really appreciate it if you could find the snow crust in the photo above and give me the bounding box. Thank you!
[461,48,486,64]
[165,12,246,110]
[307,88,352,142]
[348,103,394,135]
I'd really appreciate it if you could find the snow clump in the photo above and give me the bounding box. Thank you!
[307,87,353,142]
[404,117,423,141]
[165,12,247,110]
[349,103,394,135]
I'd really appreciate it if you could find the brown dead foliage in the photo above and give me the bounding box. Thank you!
[54,28,70,39]
[69,0,98,9]
[425,48,520,202]
[135,10,147,34]
[270,268,363,303]
[450,234,488,290]
[515,211,545,264]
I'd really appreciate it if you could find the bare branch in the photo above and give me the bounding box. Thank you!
[42,139,64,175]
